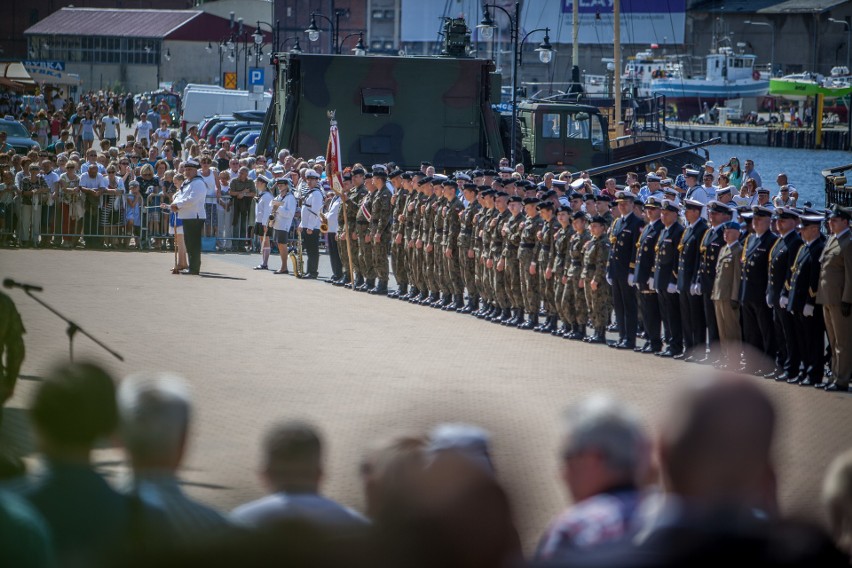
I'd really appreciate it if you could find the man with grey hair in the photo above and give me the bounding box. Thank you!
[427,423,494,474]
[230,421,367,530]
[535,394,649,560]
[118,372,231,547]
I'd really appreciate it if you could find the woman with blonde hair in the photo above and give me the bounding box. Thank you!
[162,172,188,273]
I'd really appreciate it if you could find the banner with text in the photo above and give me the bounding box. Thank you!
[400,0,685,45]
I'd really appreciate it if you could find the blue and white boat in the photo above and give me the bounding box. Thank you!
[650,46,770,118]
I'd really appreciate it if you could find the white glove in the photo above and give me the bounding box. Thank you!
[606,275,613,286]
[667,283,677,294]
[647,277,654,289]
[779,295,789,309]
[693,283,702,296]
[628,274,635,287]
[803,303,814,317]
[766,294,773,308]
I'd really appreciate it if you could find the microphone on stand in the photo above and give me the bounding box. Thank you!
[3,279,44,293]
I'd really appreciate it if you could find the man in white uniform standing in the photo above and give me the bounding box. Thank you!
[169,159,206,275]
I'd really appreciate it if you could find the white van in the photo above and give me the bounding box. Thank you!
[182,83,223,101]
[181,89,271,132]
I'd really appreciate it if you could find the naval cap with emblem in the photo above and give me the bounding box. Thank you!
[615,190,635,202]
[685,169,700,178]
[661,199,681,212]
[683,198,704,211]
[305,169,321,179]
[646,173,661,182]
[799,207,824,225]
[773,206,799,220]
[752,204,773,217]
[827,204,852,220]
[757,186,770,194]
[707,200,734,215]
[498,166,514,174]
[184,158,200,168]
[715,185,734,197]
[644,196,661,209]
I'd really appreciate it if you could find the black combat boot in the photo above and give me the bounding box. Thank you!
[519,312,538,330]
[487,304,501,321]
[474,303,489,318]
[512,309,525,326]
[554,320,570,336]
[333,273,349,287]
[388,283,404,298]
[461,295,478,314]
[410,289,425,303]
[403,286,417,301]
[587,327,607,344]
[369,280,388,295]
[440,294,454,310]
[542,315,557,334]
[499,307,512,324]
[572,323,587,341]
[358,278,375,292]
[346,274,362,289]
[430,292,444,308]
[450,294,464,311]
[418,291,433,305]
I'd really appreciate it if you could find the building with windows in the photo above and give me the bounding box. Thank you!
[24,7,272,93]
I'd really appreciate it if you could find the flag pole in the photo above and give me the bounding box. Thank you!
[326,110,356,289]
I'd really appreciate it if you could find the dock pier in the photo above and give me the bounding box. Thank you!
[665,123,851,150]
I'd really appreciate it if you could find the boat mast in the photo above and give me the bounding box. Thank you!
[614,0,622,136]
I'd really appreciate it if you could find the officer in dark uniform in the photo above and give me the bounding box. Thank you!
[767,207,804,381]
[739,205,778,374]
[784,208,827,386]
[633,197,664,354]
[696,201,733,364]
[654,200,685,357]
[606,191,643,349]
[677,199,709,361]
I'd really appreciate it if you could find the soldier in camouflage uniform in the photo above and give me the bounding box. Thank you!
[563,211,591,340]
[334,173,354,286]
[500,195,526,325]
[533,201,557,333]
[518,197,544,329]
[478,190,503,319]
[457,183,481,314]
[474,190,496,317]
[402,174,427,300]
[550,205,574,336]
[582,215,613,343]
[488,192,513,322]
[368,169,393,295]
[341,168,369,289]
[431,179,451,307]
[355,173,377,291]
[388,170,410,298]
[418,179,440,305]
[442,180,466,311]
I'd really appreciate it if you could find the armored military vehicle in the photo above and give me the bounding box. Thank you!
[259,43,713,178]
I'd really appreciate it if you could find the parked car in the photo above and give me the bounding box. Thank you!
[0,118,40,154]
[230,129,260,151]
[215,122,262,146]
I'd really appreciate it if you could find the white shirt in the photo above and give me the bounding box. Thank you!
[299,186,323,230]
[326,194,341,233]
[255,190,273,225]
[155,127,170,149]
[101,116,120,139]
[230,492,368,530]
[79,172,107,189]
[684,184,713,205]
[172,176,207,219]
[135,121,153,143]
[272,192,296,231]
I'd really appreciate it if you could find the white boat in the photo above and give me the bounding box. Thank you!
[621,47,684,98]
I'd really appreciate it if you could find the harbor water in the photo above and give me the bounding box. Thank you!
[704,144,851,207]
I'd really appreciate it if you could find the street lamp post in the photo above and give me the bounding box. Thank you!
[340,32,367,56]
[305,9,347,54]
[479,3,554,164]
[828,17,851,72]
[744,20,775,76]
[279,36,303,54]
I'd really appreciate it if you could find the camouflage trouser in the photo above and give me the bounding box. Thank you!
[554,275,566,321]
[461,248,478,298]
[519,252,540,314]
[445,248,464,295]
[481,260,494,303]
[504,254,523,309]
[433,244,448,294]
[585,282,612,329]
[349,233,364,278]
[474,247,485,300]
[423,244,437,292]
[391,239,408,285]
[539,270,556,314]
[338,234,351,276]
[562,273,588,325]
[406,242,420,290]
[359,234,376,279]
[372,234,390,281]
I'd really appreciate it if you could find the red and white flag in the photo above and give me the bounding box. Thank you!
[325,112,344,196]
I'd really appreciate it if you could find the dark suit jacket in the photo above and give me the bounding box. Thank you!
[767,230,803,306]
[787,235,826,315]
[654,222,684,291]
[634,219,663,291]
[677,218,709,293]
[740,230,778,304]
[696,224,726,293]
[606,212,643,281]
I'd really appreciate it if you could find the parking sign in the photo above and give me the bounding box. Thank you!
[249,67,264,86]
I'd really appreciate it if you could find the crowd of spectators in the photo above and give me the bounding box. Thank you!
[1,361,851,567]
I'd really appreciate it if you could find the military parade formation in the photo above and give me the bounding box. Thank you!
[323,163,852,393]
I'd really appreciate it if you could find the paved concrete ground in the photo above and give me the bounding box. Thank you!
[1,247,850,552]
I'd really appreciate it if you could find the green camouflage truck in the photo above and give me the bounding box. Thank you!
[262,52,711,175]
